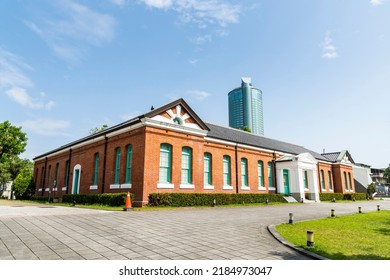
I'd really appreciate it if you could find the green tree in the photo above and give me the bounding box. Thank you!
[367,183,376,199]
[0,121,28,192]
[0,121,28,160]
[384,166,390,184]
[89,124,108,135]
[242,126,251,133]
[12,168,35,199]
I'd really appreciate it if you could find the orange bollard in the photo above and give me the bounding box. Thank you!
[124,192,132,211]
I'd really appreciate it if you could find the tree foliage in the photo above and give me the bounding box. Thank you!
[0,121,29,191]
[0,121,28,161]
[12,168,35,199]
[89,124,108,135]
[384,166,390,184]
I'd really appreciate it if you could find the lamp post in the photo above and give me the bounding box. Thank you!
[289,213,294,224]
[307,231,314,247]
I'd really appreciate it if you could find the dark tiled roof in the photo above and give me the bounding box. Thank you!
[205,122,330,162]
[321,152,341,162]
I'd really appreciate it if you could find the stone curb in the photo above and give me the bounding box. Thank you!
[267,224,329,260]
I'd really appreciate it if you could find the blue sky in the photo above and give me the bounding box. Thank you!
[1,0,389,168]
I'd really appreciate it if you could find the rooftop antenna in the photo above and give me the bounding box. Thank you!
[151,105,154,111]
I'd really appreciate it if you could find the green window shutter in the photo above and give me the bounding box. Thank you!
[181,147,192,184]
[320,170,325,190]
[204,153,212,185]
[258,161,264,187]
[343,172,348,190]
[241,158,248,186]
[159,144,172,183]
[348,172,352,190]
[125,145,133,184]
[328,171,333,190]
[223,155,231,186]
[303,170,308,188]
[93,153,99,186]
[268,162,273,188]
[114,148,121,184]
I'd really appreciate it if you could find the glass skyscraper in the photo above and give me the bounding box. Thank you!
[228,77,264,135]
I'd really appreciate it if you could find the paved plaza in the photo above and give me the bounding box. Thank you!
[1,199,389,260]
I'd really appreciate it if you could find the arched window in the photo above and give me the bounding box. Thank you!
[93,153,99,186]
[343,171,348,190]
[125,145,133,184]
[159,144,172,183]
[181,147,192,184]
[328,171,333,190]
[204,153,212,185]
[268,162,274,188]
[320,170,325,190]
[258,161,264,188]
[241,158,248,186]
[223,155,231,186]
[114,148,121,184]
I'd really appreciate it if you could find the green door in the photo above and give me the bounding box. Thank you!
[73,169,80,195]
[283,169,290,195]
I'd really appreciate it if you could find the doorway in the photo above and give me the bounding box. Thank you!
[283,169,290,195]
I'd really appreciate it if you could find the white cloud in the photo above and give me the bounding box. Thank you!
[321,32,338,59]
[20,118,71,136]
[370,0,386,6]
[140,0,241,28]
[187,90,210,100]
[26,1,116,63]
[190,34,212,44]
[188,59,198,65]
[0,47,55,110]
[142,0,173,9]
[5,87,55,110]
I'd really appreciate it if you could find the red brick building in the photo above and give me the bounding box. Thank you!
[33,99,355,206]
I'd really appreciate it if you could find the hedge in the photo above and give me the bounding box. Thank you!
[319,193,368,201]
[62,193,134,207]
[148,193,286,207]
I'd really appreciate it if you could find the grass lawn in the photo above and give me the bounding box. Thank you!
[275,210,390,260]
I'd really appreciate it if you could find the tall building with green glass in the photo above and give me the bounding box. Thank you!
[228,77,264,135]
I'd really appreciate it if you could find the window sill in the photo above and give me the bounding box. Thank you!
[110,184,120,189]
[223,185,233,190]
[269,187,276,191]
[62,187,67,191]
[258,187,267,191]
[241,186,250,191]
[90,185,98,190]
[204,185,215,190]
[121,184,132,189]
[180,184,195,189]
[157,183,174,189]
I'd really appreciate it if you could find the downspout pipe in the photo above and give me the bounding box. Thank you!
[41,157,48,196]
[273,152,278,194]
[235,144,239,194]
[66,149,72,194]
[101,136,108,194]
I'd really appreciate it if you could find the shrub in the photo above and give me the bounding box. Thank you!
[12,168,35,199]
[320,192,368,201]
[148,193,286,207]
[62,193,134,207]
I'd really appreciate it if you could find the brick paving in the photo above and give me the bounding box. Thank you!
[1,199,389,260]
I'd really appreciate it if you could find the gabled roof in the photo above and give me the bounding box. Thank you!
[144,98,209,131]
[34,98,331,163]
[206,123,330,162]
[34,99,208,160]
[321,150,355,164]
